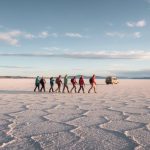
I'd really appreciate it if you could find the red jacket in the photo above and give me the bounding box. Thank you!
[79,77,85,86]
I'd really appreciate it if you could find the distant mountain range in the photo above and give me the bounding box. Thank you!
[0,76,150,79]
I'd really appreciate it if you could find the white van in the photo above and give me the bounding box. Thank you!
[105,76,119,84]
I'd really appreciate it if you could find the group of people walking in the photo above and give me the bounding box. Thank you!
[34,75,96,93]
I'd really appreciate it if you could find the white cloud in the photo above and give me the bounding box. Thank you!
[43,47,60,51]
[106,32,142,39]
[63,51,150,59]
[0,35,18,46]
[0,30,21,46]
[38,31,49,38]
[126,22,134,27]
[0,29,88,46]
[65,32,84,38]
[38,32,58,38]
[1,50,150,59]
[8,30,22,36]
[133,32,141,38]
[0,30,37,46]
[23,33,35,39]
[0,65,32,69]
[50,33,58,38]
[0,30,56,46]
[136,20,146,27]
[106,32,125,38]
[126,20,146,28]
[42,47,70,53]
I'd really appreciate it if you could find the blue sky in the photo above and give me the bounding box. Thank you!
[0,0,150,77]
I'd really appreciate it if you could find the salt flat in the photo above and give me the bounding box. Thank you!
[0,79,150,150]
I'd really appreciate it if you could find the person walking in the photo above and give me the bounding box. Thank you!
[62,75,69,93]
[70,76,77,93]
[49,77,54,93]
[88,74,97,93]
[40,77,46,92]
[34,76,40,92]
[55,75,62,93]
[78,75,85,93]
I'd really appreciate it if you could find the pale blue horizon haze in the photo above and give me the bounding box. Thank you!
[0,0,150,77]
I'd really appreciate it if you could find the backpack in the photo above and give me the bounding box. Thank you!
[50,77,54,83]
[35,78,40,85]
[71,78,74,83]
[89,77,92,84]
[56,78,59,84]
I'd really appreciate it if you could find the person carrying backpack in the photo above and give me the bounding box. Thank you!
[78,75,85,93]
[40,77,46,92]
[49,77,55,93]
[70,76,77,93]
[34,76,40,92]
[55,75,62,93]
[88,74,96,93]
[62,74,69,93]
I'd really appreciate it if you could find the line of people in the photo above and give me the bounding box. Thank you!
[34,74,96,93]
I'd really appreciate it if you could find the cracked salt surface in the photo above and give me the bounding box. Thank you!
[0,79,150,149]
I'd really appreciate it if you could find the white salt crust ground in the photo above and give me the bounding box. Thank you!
[0,79,150,150]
